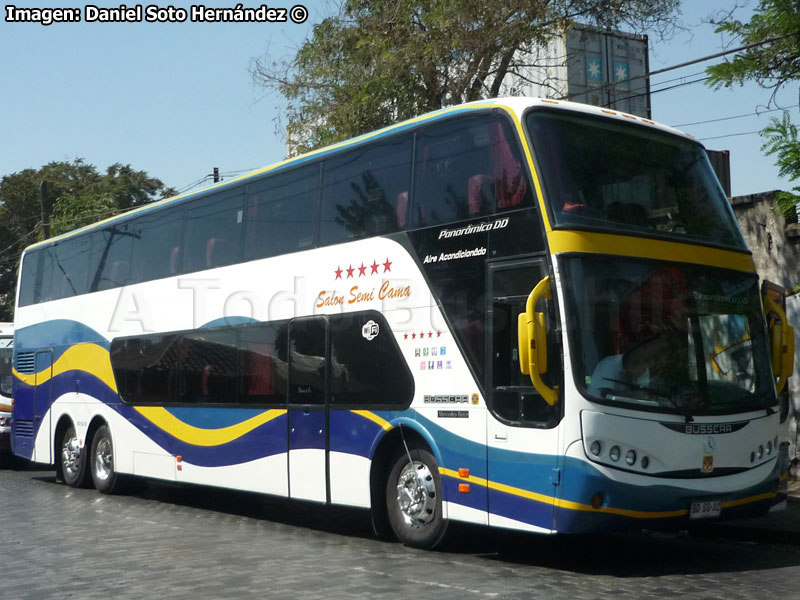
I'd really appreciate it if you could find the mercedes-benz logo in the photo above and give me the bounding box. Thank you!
[703,436,715,454]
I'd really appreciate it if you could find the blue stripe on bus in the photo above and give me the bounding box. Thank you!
[15,320,109,363]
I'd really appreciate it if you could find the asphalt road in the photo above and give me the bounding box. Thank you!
[2,460,800,600]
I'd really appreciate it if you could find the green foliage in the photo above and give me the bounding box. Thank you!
[706,0,800,96]
[761,112,800,220]
[0,159,176,319]
[706,0,800,217]
[253,0,679,154]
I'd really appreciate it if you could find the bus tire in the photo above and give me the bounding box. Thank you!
[385,446,448,549]
[60,424,90,488]
[90,425,120,494]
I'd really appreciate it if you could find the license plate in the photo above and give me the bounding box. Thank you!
[690,500,722,520]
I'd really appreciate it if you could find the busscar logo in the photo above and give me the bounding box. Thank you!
[660,421,748,435]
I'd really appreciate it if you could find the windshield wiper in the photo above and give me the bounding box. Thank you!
[602,377,695,422]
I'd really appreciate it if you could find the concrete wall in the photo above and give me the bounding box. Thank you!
[730,191,800,458]
[730,190,800,291]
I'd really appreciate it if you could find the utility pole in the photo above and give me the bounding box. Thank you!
[40,180,51,239]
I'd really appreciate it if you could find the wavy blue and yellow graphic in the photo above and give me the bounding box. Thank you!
[13,319,779,533]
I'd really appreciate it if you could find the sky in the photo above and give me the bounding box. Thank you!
[1,0,797,206]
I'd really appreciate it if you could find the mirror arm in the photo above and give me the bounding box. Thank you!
[524,277,559,406]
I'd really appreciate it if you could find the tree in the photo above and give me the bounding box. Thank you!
[0,159,176,319]
[252,0,680,154]
[706,0,800,215]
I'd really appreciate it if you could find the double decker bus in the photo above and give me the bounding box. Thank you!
[12,98,795,548]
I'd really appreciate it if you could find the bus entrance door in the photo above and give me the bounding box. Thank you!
[486,260,560,532]
[33,349,54,463]
[287,316,329,503]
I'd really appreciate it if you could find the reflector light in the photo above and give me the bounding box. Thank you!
[458,483,470,493]
[458,468,470,478]
[591,493,604,509]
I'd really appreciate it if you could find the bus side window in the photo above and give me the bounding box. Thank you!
[244,164,319,260]
[129,206,185,284]
[87,224,134,292]
[47,237,91,301]
[182,192,244,273]
[18,250,42,307]
[413,114,529,228]
[237,322,288,405]
[319,134,412,245]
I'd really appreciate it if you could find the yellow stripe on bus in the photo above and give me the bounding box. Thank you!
[12,343,118,393]
[439,467,775,519]
[547,230,756,273]
[0,402,12,411]
[133,406,287,447]
[350,410,394,431]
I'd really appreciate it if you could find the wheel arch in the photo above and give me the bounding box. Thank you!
[85,414,109,450]
[368,418,445,538]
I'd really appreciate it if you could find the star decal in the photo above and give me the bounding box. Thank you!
[404,333,409,340]
[370,260,380,275]
[346,264,355,278]
[334,266,343,280]
[436,331,442,337]
[383,258,392,273]
[411,333,417,340]
[358,263,367,277]
[428,331,433,338]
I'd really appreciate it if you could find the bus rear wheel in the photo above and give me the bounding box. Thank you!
[90,425,119,494]
[385,446,448,549]
[60,424,90,488]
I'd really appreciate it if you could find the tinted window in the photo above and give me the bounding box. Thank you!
[244,165,319,260]
[526,110,746,249]
[49,236,91,300]
[413,114,531,227]
[111,334,179,403]
[289,317,327,405]
[329,312,413,406]
[87,223,135,292]
[129,206,185,283]
[320,136,412,243]
[238,322,288,404]
[183,192,245,273]
[179,328,238,403]
[18,250,41,307]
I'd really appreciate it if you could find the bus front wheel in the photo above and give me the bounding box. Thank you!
[385,446,448,549]
[60,424,90,488]
[90,425,119,494]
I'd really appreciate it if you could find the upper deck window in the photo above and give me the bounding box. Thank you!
[412,114,532,227]
[526,110,746,251]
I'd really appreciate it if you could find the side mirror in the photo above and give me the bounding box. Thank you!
[517,276,559,406]
[764,296,795,394]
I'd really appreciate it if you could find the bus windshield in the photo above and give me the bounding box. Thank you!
[561,256,775,416]
[526,110,746,251]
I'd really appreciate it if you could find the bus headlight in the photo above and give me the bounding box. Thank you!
[590,441,602,456]
[609,446,621,462]
[625,450,637,466]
